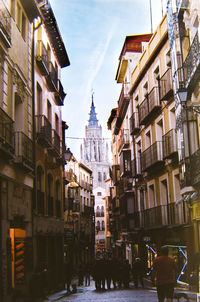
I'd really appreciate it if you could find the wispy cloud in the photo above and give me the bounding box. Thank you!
[82,20,118,103]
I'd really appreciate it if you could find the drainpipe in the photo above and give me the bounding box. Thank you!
[31,19,42,269]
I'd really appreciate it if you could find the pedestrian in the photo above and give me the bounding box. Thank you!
[122,259,131,288]
[152,246,177,302]
[110,256,118,289]
[78,263,84,286]
[105,257,112,290]
[64,260,74,293]
[132,257,145,288]
[85,263,91,286]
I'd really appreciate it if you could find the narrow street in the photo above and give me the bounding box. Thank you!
[43,281,158,302]
[41,281,197,302]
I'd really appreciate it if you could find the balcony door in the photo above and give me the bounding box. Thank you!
[14,93,24,132]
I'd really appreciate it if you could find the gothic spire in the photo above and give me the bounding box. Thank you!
[88,92,98,126]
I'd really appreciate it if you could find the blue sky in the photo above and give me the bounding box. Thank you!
[49,0,167,159]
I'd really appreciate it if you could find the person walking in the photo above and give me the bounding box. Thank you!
[85,263,91,287]
[152,246,177,302]
[132,257,145,288]
[122,259,131,288]
[64,260,74,293]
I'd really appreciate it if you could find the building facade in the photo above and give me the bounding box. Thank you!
[0,0,40,301]
[81,97,110,255]
[108,15,194,283]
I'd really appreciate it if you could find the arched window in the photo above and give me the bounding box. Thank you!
[36,166,44,215]
[96,220,100,232]
[47,174,53,216]
[96,206,100,217]
[101,220,105,231]
[101,206,104,217]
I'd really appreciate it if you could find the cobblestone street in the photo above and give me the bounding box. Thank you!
[40,280,197,302]
[43,281,158,302]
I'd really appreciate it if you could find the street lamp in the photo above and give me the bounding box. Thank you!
[177,87,188,105]
[64,148,73,162]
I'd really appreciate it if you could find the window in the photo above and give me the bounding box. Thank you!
[37,83,42,115]
[21,12,26,40]
[173,173,181,202]
[16,3,21,29]
[101,206,104,216]
[55,114,59,133]
[101,221,105,231]
[96,220,100,231]
[103,172,106,181]
[156,118,163,141]
[96,206,100,217]
[47,100,51,122]
[160,179,169,206]
[145,130,151,149]
[98,172,102,182]
[166,49,171,68]
[143,81,148,98]
[97,192,102,196]
[153,65,160,85]
[148,184,156,208]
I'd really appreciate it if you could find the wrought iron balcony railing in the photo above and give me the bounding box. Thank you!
[52,129,60,156]
[117,83,130,121]
[129,112,140,135]
[190,148,200,187]
[159,68,173,101]
[0,107,14,155]
[36,40,49,75]
[183,31,200,88]
[0,0,11,47]
[35,115,52,148]
[55,80,66,106]
[131,157,142,178]
[118,128,129,151]
[141,141,163,171]
[46,62,58,92]
[14,131,33,170]
[162,129,178,159]
[138,87,161,125]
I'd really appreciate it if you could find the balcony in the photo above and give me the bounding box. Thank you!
[14,132,33,171]
[159,68,173,101]
[48,196,54,216]
[118,129,129,151]
[190,148,200,187]
[112,164,120,184]
[56,200,61,218]
[138,87,161,125]
[46,62,58,92]
[37,190,45,215]
[119,149,132,177]
[35,115,52,148]
[55,80,66,106]
[51,129,60,157]
[0,108,14,157]
[141,141,164,172]
[131,157,142,178]
[141,202,190,229]
[118,177,132,197]
[129,112,140,135]
[117,84,130,121]
[183,31,200,89]
[162,129,178,160]
[0,1,11,47]
[36,40,49,75]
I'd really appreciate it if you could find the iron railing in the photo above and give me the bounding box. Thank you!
[0,0,11,46]
[118,129,129,151]
[162,129,178,159]
[36,40,49,74]
[0,107,14,151]
[52,129,60,155]
[35,115,52,147]
[47,62,58,91]
[159,68,173,101]
[129,112,140,135]
[141,141,163,171]
[138,87,160,124]
[183,31,200,87]
[14,131,33,166]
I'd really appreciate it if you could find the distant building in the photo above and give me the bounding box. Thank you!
[80,95,110,254]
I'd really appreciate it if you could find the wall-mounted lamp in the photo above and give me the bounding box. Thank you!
[177,88,188,105]
[64,148,73,162]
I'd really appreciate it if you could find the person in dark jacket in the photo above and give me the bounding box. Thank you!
[105,257,112,290]
[92,259,102,290]
[122,259,131,288]
[132,257,145,288]
[64,261,74,292]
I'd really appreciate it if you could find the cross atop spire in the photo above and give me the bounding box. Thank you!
[88,92,98,126]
